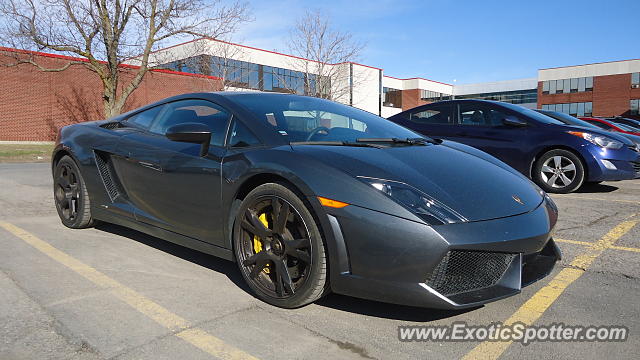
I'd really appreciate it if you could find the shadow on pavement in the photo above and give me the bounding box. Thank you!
[94,222,252,294]
[316,293,478,322]
[576,182,619,193]
[94,222,479,322]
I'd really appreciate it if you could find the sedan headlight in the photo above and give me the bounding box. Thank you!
[358,176,467,225]
[567,131,623,149]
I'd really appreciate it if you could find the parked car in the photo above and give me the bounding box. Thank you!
[53,92,561,309]
[605,117,640,131]
[580,117,640,136]
[535,110,640,147]
[388,100,640,193]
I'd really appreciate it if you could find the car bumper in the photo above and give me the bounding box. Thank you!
[582,146,640,181]
[321,198,560,309]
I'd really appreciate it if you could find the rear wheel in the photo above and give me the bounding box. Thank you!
[533,149,585,194]
[53,155,96,228]
[233,183,328,308]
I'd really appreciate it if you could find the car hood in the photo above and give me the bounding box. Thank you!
[292,144,543,222]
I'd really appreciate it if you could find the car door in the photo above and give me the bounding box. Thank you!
[113,99,231,247]
[392,103,457,139]
[453,102,529,171]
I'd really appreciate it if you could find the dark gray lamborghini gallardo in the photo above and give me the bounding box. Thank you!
[52,92,561,309]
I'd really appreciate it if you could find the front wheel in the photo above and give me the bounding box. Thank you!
[533,149,585,194]
[233,183,328,308]
[53,155,96,228]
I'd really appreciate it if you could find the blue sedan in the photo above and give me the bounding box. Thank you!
[388,100,640,193]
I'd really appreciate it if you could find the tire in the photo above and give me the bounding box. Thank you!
[53,155,96,228]
[532,149,585,194]
[233,183,328,308]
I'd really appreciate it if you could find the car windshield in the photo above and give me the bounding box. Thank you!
[232,94,422,143]
[535,110,600,129]
[499,102,565,125]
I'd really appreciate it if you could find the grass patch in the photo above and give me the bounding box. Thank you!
[0,144,54,163]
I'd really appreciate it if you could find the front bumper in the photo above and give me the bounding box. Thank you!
[323,197,560,309]
[582,145,640,181]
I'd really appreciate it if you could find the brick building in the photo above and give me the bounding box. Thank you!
[538,59,640,119]
[0,48,222,141]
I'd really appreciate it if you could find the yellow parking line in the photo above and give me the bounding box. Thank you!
[0,221,258,360]
[462,218,638,360]
[609,245,640,253]
[556,238,640,254]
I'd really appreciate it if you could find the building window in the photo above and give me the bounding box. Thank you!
[632,73,640,88]
[454,89,537,105]
[420,90,451,102]
[383,87,402,108]
[542,102,593,117]
[631,99,639,115]
[159,55,330,97]
[542,77,593,95]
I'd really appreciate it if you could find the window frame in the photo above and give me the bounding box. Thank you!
[407,103,455,126]
[123,104,166,130]
[142,98,234,148]
[226,117,264,149]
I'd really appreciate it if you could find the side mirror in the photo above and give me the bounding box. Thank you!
[166,122,211,157]
[502,115,527,127]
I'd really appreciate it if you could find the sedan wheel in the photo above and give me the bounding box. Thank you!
[533,149,585,194]
[540,155,576,189]
[233,183,328,308]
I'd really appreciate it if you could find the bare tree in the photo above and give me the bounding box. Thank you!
[0,0,251,118]
[287,9,365,103]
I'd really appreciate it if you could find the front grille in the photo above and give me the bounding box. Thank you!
[628,145,640,153]
[425,250,517,296]
[632,161,640,176]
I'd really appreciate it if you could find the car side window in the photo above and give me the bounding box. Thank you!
[409,105,452,125]
[228,120,261,148]
[126,105,164,129]
[459,107,488,126]
[488,109,515,126]
[149,99,231,146]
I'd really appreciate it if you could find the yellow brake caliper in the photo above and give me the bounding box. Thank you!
[253,213,270,274]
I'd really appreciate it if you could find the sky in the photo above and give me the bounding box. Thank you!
[228,0,640,85]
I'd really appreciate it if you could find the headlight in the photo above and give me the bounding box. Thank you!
[567,131,623,149]
[358,176,467,225]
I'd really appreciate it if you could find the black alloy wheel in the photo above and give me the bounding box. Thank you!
[233,183,328,308]
[54,155,95,228]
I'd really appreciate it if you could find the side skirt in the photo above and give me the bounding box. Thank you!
[93,208,235,262]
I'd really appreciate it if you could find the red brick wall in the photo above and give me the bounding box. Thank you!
[537,73,640,119]
[0,50,222,141]
[401,89,428,111]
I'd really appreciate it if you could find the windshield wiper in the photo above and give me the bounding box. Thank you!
[355,137,440,145]
[291,141,386,149]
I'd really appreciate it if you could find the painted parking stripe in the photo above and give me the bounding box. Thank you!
[556,238,640,254]
[462,218,638,360]
[0,221,258,360]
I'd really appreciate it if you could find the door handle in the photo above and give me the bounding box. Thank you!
[138,161,162,172]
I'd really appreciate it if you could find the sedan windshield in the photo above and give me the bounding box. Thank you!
[535,110,600,129]
[499,102,565,125]
[232,94,422,143]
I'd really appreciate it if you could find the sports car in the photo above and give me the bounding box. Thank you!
[52,92,561,309]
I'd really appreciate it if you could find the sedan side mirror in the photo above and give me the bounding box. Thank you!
[166,122,211,157]
[502,115,527,127]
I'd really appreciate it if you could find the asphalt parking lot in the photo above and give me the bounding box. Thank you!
[1,162,638,360]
